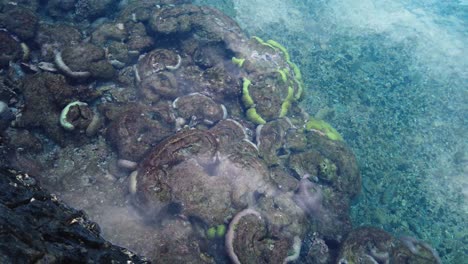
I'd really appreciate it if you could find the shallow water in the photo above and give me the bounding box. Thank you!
[1,0,466,263]
[197,0,467,262]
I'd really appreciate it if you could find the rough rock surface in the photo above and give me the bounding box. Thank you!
[0,168,149,263]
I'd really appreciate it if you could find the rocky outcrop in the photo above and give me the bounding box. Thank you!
[0,168,149,263]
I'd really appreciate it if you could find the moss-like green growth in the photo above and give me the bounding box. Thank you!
[305,117,343,141]
[294,79,304,101]
[267,39,291,62]
[290,62,302,81]
[207,227,217,239]
[241,78,254,108]
[252,36,276,50]
[232,56,245,67]
[207,224,227,239]
[247,108,266,125]
[216,224,226,237]
[277,69,288,83]
[279,100,291,118]
[279,86,294,118]
[252,36,265,44]
[318,158,337,182]
[249,37,307,115]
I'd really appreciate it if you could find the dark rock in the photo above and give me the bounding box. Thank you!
[0,31,23,69]
[173,93,226,125]
[337,227,441,264]
[105,102,175,161]
[75,0,118,21]
[0,5,38,40]
[35,23,83,61]
[126,22,154,52]
[91,23,128,46]
[0,168,149,263]
[15,73,97,145]
[0,101,14,131]
[46,0,77,18]
[0,0,40,12]
[7,129,42,153]
[61,43,115,80]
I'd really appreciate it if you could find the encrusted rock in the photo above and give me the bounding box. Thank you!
[173,93,226,126]
[137,49,181,79]
[15,73,97,145]
[0,31,23,68]
[59,43,115,79]
[106,102,175,161]
[337,227,441,264]
[35,23,82,61]
[0,5,38,40]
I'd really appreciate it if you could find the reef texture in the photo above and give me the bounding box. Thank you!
[0,1,442,263]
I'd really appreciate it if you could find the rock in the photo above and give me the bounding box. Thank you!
[0,168,149,263]
[35,23,82,61]
[337,227,441,264]
[15,73,97,145]
[105,102,175,161]
[60,43,115,80]
[0,5,38,40]
[0,31,23,69]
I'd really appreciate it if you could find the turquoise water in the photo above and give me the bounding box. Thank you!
[198,0,467,262]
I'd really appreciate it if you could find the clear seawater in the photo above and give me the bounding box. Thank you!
[197,0,467,263]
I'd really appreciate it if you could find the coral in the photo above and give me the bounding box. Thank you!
[318,158,338,182]
[59,43,114,79]
[59,101,89,131]
[0,5,38,40]
[284,236,302,263]
[166,54,182,70]
[293,175,323,217]
[61,101,94,133]
[140,71,179,101]
[225,208,262,264]
[105,103,175,161]
[0,31,23,68]
[85,114,101,137]
[305,117,343,141]
[173,93,226,126]
[247,37,306,116]
[35,23,82,61]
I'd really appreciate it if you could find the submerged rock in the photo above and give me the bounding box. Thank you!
[14,73,97,145]
[59,43,115,80]
[337,227,442,264]
[0,168,149,263]
[0,5,38,40]
[0,31,23,69]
